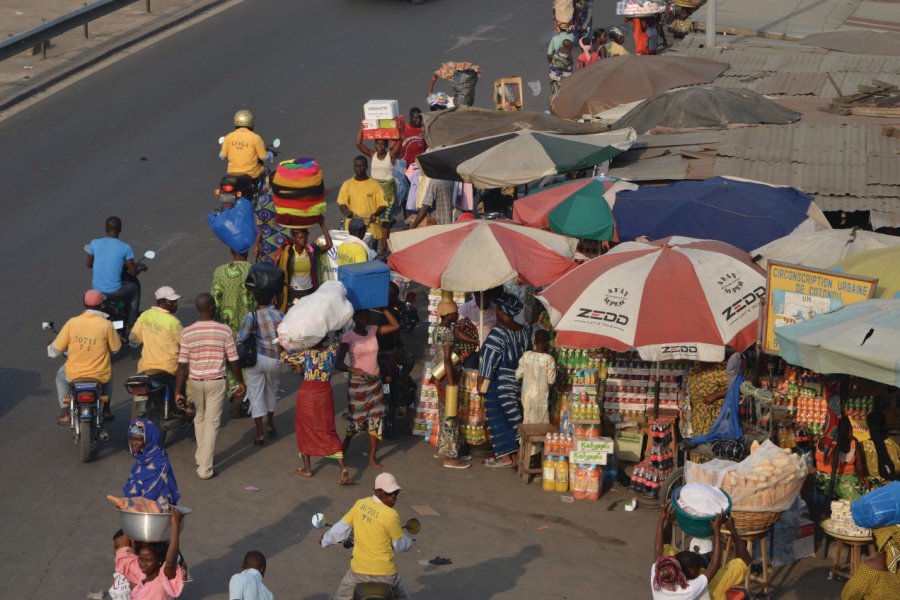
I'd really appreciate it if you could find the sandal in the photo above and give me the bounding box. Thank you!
[338,469,351,485]
[267,427,277,439]
[483,457,515,469]
[253,436,265,446]
[57,415,71,427]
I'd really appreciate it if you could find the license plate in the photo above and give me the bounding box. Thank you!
[133,395,148,403]
[382,384,390,395]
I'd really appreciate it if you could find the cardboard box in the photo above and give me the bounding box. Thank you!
[362,128,401,141]
[363,99,399,120]
[361,119,379,130]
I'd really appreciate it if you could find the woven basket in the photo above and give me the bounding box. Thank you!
[731,510,782,532]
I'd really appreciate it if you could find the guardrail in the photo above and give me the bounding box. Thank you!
[0,0,155,63]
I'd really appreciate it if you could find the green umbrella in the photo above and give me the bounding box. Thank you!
[512,177,634,241]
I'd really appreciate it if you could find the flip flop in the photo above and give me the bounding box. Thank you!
[483,457,514,469]
[443,461,471,469]
[57,417,71,427]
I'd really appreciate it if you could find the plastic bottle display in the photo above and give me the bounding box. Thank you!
[584,465,601,502]
[573,464,588,500]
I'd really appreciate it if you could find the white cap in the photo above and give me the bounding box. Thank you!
[374,472,401,493]
[154,286,182,301]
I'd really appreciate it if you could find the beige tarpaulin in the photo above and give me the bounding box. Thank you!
[423,106,609,148]
[550,55,729,119]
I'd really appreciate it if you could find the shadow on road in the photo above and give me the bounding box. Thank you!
[415,544,542,598]
[188,494,333,593]
[0,367,43,419]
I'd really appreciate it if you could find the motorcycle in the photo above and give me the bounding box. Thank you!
[215,137,281,212]
[313,513,421,600]
[396,292,419,334]
[43,321,120,462]
[379,347,417,439]
[123,371,192,447]
[82,248,155,335]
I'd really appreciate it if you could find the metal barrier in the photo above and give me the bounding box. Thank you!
[0,0,148,62]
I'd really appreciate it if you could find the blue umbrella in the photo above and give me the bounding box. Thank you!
[613,177,815,252]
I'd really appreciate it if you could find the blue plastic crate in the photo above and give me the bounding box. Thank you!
[338,260,390,311]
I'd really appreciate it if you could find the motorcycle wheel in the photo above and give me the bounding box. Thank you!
[78,421,92,463]
[145,406,168,447]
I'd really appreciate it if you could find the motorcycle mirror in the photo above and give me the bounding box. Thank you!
[311,513,328,529]
[404,518,421,535]
[272,138,281,148]
[42,321,54,331]
[218,136,225,145]
[144,250,156,260]
[112,320,125,330]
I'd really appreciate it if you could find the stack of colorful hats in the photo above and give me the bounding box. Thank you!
[270,157,326,228]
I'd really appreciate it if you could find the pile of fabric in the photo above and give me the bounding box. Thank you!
[271,157,327,228]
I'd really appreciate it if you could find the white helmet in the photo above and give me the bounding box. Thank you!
[234,109,254,128]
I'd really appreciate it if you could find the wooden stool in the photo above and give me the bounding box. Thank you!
[821,520,875,580]
[493,77,524,111]
[721,528,772,594]
[516,423,556,483]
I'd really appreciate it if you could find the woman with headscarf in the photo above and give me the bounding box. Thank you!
[432,293,470,469]
[123,419,180,507]
[841,525,900,599]
[477,292,530,468]
[860,410,900,487]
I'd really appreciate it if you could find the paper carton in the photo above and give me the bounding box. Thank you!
[363,100,399,120]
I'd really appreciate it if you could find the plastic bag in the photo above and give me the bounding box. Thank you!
[246,263,285,295]
[852,482,900,529]
[276,281,354,351]
[207,198,256,254]
[687,440,807,512]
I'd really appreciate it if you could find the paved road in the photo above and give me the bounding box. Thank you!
[0,1,842,598]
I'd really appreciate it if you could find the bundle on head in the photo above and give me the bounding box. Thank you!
[271,157,327,228]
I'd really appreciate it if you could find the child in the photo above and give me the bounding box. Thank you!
[110,529,143,600]
[129,510,185,600]
[548,39,574,97]
[515,329,557,425]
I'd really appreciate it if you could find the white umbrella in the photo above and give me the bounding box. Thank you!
[752,228,900,270]
[775,299,900,387]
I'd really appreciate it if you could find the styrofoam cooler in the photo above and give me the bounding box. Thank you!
[338,260,390,310]
[363,99,399,120]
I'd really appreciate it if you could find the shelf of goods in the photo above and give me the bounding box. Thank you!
[745,365,882,450]
[604,355,683,424]
[414,367,488,447]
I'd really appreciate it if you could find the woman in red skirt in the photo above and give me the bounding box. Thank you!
[287,337,350,485]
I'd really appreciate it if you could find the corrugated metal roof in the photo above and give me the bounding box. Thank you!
[815,195,900,213]
[712,124,894,197]
[690,0,862,38]
[825,72,900,97]
[754,72,828,95]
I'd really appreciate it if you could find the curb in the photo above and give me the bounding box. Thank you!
[0,0,234,112]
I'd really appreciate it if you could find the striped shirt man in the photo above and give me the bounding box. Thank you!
[178,321,238,380]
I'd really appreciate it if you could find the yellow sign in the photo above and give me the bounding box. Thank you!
[763,261,877,354]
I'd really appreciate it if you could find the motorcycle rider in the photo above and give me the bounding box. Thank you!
[219,109,268,195]
[129,286,183,390]
[48,289,122,425]
[86,216,139,332]
[321,473,413,600]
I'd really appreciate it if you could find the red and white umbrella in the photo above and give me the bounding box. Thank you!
[537,236,766,361]
[387,220,577,291]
